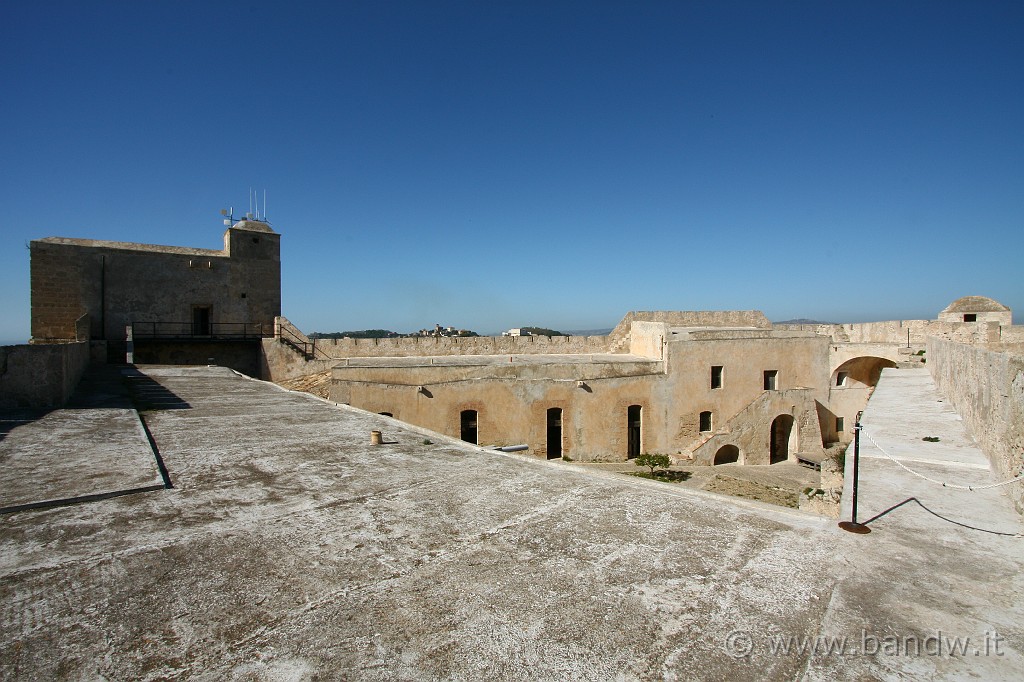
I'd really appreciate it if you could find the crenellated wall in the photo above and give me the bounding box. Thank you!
[298,330,609,358]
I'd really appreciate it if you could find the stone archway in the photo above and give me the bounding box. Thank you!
[714,444,740,465]
[770,415,794,464]
[831,356,898,389]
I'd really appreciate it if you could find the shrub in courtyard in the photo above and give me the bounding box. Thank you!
[635,453,671,476]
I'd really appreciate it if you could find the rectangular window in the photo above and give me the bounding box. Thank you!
[710,365,723,389]
[836,371,848,387]
[763,370,778,391]
[699,411,713,432]
[836,417,845,433]
[963,314,977,322]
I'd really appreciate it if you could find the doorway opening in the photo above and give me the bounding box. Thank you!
[192,305,211,336]
[546,408,562,459]
[770,415,794,463]
[460,410,478,444]
[714,445,740,465]
[627,405,642,459]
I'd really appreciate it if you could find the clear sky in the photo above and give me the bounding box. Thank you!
[2,1,1021,342]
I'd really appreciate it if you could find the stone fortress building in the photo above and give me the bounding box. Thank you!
[6,219,1022,513]
[28,218,280,372]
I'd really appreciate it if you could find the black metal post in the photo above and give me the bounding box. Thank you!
[839,411,871,533]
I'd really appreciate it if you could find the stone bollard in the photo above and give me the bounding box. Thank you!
[370,430,383,446]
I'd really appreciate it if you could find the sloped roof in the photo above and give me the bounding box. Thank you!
[231,219,276,234]
[941,296,1010,313]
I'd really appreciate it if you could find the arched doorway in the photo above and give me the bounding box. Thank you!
[714,444,739,465]
[830,356,898,389]
[770,415,794,464]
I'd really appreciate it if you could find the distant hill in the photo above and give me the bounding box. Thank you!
[774,318,835,325]
[519,326,565,337]
[562,327,614,336]
[311,329,399,339]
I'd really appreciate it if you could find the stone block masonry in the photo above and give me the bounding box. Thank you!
[928,336,1024,514]
[30,221,280,347]
[0,340,91,408]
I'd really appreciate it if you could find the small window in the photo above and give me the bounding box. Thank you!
[763,370,778,391]
[836,371,848,387]
[710,365,723,389]
[963,314,977,322]
[699,411,713,432]
[836,417,845,433]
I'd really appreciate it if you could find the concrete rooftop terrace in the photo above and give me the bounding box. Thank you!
[1,366,1022,680]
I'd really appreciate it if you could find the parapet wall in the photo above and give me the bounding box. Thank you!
[0,341,91,408]
[775,320,1005,346]
[608,310,771,351]
[261,316,613,382]
[300,332,610,358]
[928,336,1024,515]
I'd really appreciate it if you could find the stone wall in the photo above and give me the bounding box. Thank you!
[928,336,1024,514]
[328,329,830,464]
[0,341,91,409]
[628,322,669,359]
[132,340,263,377]
[299,331,610,359]
[775,320,1002,346]
[607,310,771,351]
[330,361,666,462]
[689,388,825,466]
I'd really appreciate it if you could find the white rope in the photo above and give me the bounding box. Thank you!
[861,429,1024,491]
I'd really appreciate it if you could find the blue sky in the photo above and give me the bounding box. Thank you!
[2,1,1021,342]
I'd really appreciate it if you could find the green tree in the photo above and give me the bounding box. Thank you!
[635,454,671,476]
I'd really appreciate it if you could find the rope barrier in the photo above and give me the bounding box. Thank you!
[861,429,1024,491]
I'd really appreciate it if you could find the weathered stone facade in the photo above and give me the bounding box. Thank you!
[325,316,840,465]
[310,300,1018,471]
[30,220,280,345]
[928,336,1024,514]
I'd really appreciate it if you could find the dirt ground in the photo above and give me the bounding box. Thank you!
[276,370,331,398]
[568,460,822,508]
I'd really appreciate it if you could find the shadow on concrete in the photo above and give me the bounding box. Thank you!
[0,410,52,444]
[122,368,191,411]
[863,497,1021,537]
[0,484,166,515]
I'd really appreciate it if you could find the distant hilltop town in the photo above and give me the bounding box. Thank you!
[311,325,569,339]
[311,324,480,339]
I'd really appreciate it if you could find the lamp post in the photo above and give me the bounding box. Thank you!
[839,411,871,534]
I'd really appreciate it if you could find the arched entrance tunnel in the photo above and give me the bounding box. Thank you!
[770,415,795,464]
[831,356,899,389]
[714,444,740,465]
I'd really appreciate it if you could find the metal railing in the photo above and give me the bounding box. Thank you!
[277,324,331,359]
[131,322,272,340]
